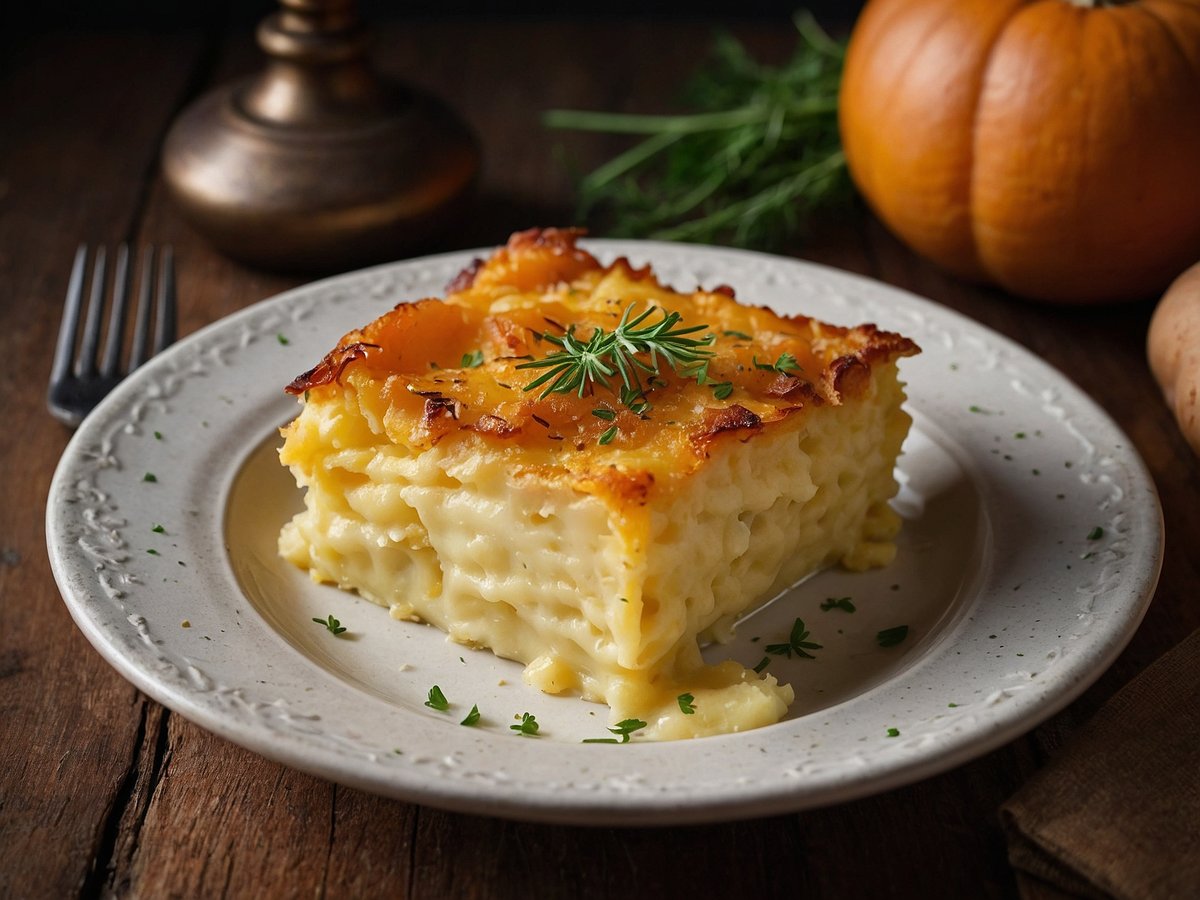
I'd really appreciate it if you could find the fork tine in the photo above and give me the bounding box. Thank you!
[152,246,176,356]
[129,247,155,370]
[75,246,107,377]
[99,244,131,378]
[51,245,88,387]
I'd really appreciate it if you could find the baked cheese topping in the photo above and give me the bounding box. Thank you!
[279,228,919,739]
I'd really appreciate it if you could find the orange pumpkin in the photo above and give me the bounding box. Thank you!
[839,0,1200,303]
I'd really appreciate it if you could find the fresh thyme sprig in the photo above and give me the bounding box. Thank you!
[516,303,714,403]
[544,13,849,249]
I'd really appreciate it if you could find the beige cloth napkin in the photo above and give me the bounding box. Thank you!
[1001,629,1200,899]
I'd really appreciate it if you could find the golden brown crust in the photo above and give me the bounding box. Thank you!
[285,341,380,395]
[286,228,920,496]
[691,405,764,452]
[445,257,484,294]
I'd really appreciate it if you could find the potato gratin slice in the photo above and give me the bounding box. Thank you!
[279,228,919,739]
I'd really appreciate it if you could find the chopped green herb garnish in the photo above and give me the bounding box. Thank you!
[968,405,988,414]
[598,424,619,445]
[461,349,485,368]
[820,596,855,613]
[876,625,909,648]
[582,718,648,743]
[510,712,540,736]
[886,727,900,738]
[460,704,481,726]
[592,407,617,421]
[151,524,165,534]
[276,333,290,345]
[312,614,347,636]
[766,617,822,659]
[517,303,713,400]
[948,702,959,708]
[677,693,696,715]
[424,685,450,711]
[618,384,652,415]
[710,381,734,400]
[1087,526,1104,541]
[146,548,160,556]
[753,352,803,375]
[153,431,163,441]
[773,352,801,373]
[723,329,753,341]
[143,472,158,483]
[753,656,771,673]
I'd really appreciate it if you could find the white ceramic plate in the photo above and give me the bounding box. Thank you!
[47,241,1163,824]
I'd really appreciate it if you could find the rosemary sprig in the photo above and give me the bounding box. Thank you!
[544,13,849,249]
[516,303,714,402]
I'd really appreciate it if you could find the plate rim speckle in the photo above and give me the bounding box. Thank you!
[46,240,1164,825]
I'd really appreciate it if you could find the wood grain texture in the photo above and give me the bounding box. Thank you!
[0,31,207,900]
[5,14,1199,900]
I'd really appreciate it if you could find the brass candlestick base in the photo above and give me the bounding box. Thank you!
[163,0,479,273]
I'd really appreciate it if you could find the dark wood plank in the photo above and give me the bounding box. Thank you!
[122,718,384,898]
[0,31,210,900]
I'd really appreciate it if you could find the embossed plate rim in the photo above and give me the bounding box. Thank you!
[46,240,1164,824]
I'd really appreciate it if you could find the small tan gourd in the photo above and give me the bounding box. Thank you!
[1148,262,1200,454]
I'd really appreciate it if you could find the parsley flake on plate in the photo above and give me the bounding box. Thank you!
[510,712,540,736]
[766,617,822,659]
[876,625,909,648]
[582,718,648,743]
[820,596,855,613]
[312,614,347,636]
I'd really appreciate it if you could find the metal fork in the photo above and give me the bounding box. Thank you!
[48,244,177,426]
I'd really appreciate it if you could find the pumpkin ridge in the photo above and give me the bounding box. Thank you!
[1137,2,1200,84]
[966,1,1035,286]
[853,0,965,208]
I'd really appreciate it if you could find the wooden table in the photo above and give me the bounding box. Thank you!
[4,16,1197,899]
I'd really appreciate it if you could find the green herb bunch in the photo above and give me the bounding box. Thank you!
[544,13,849,249]
[517,304,714,401]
